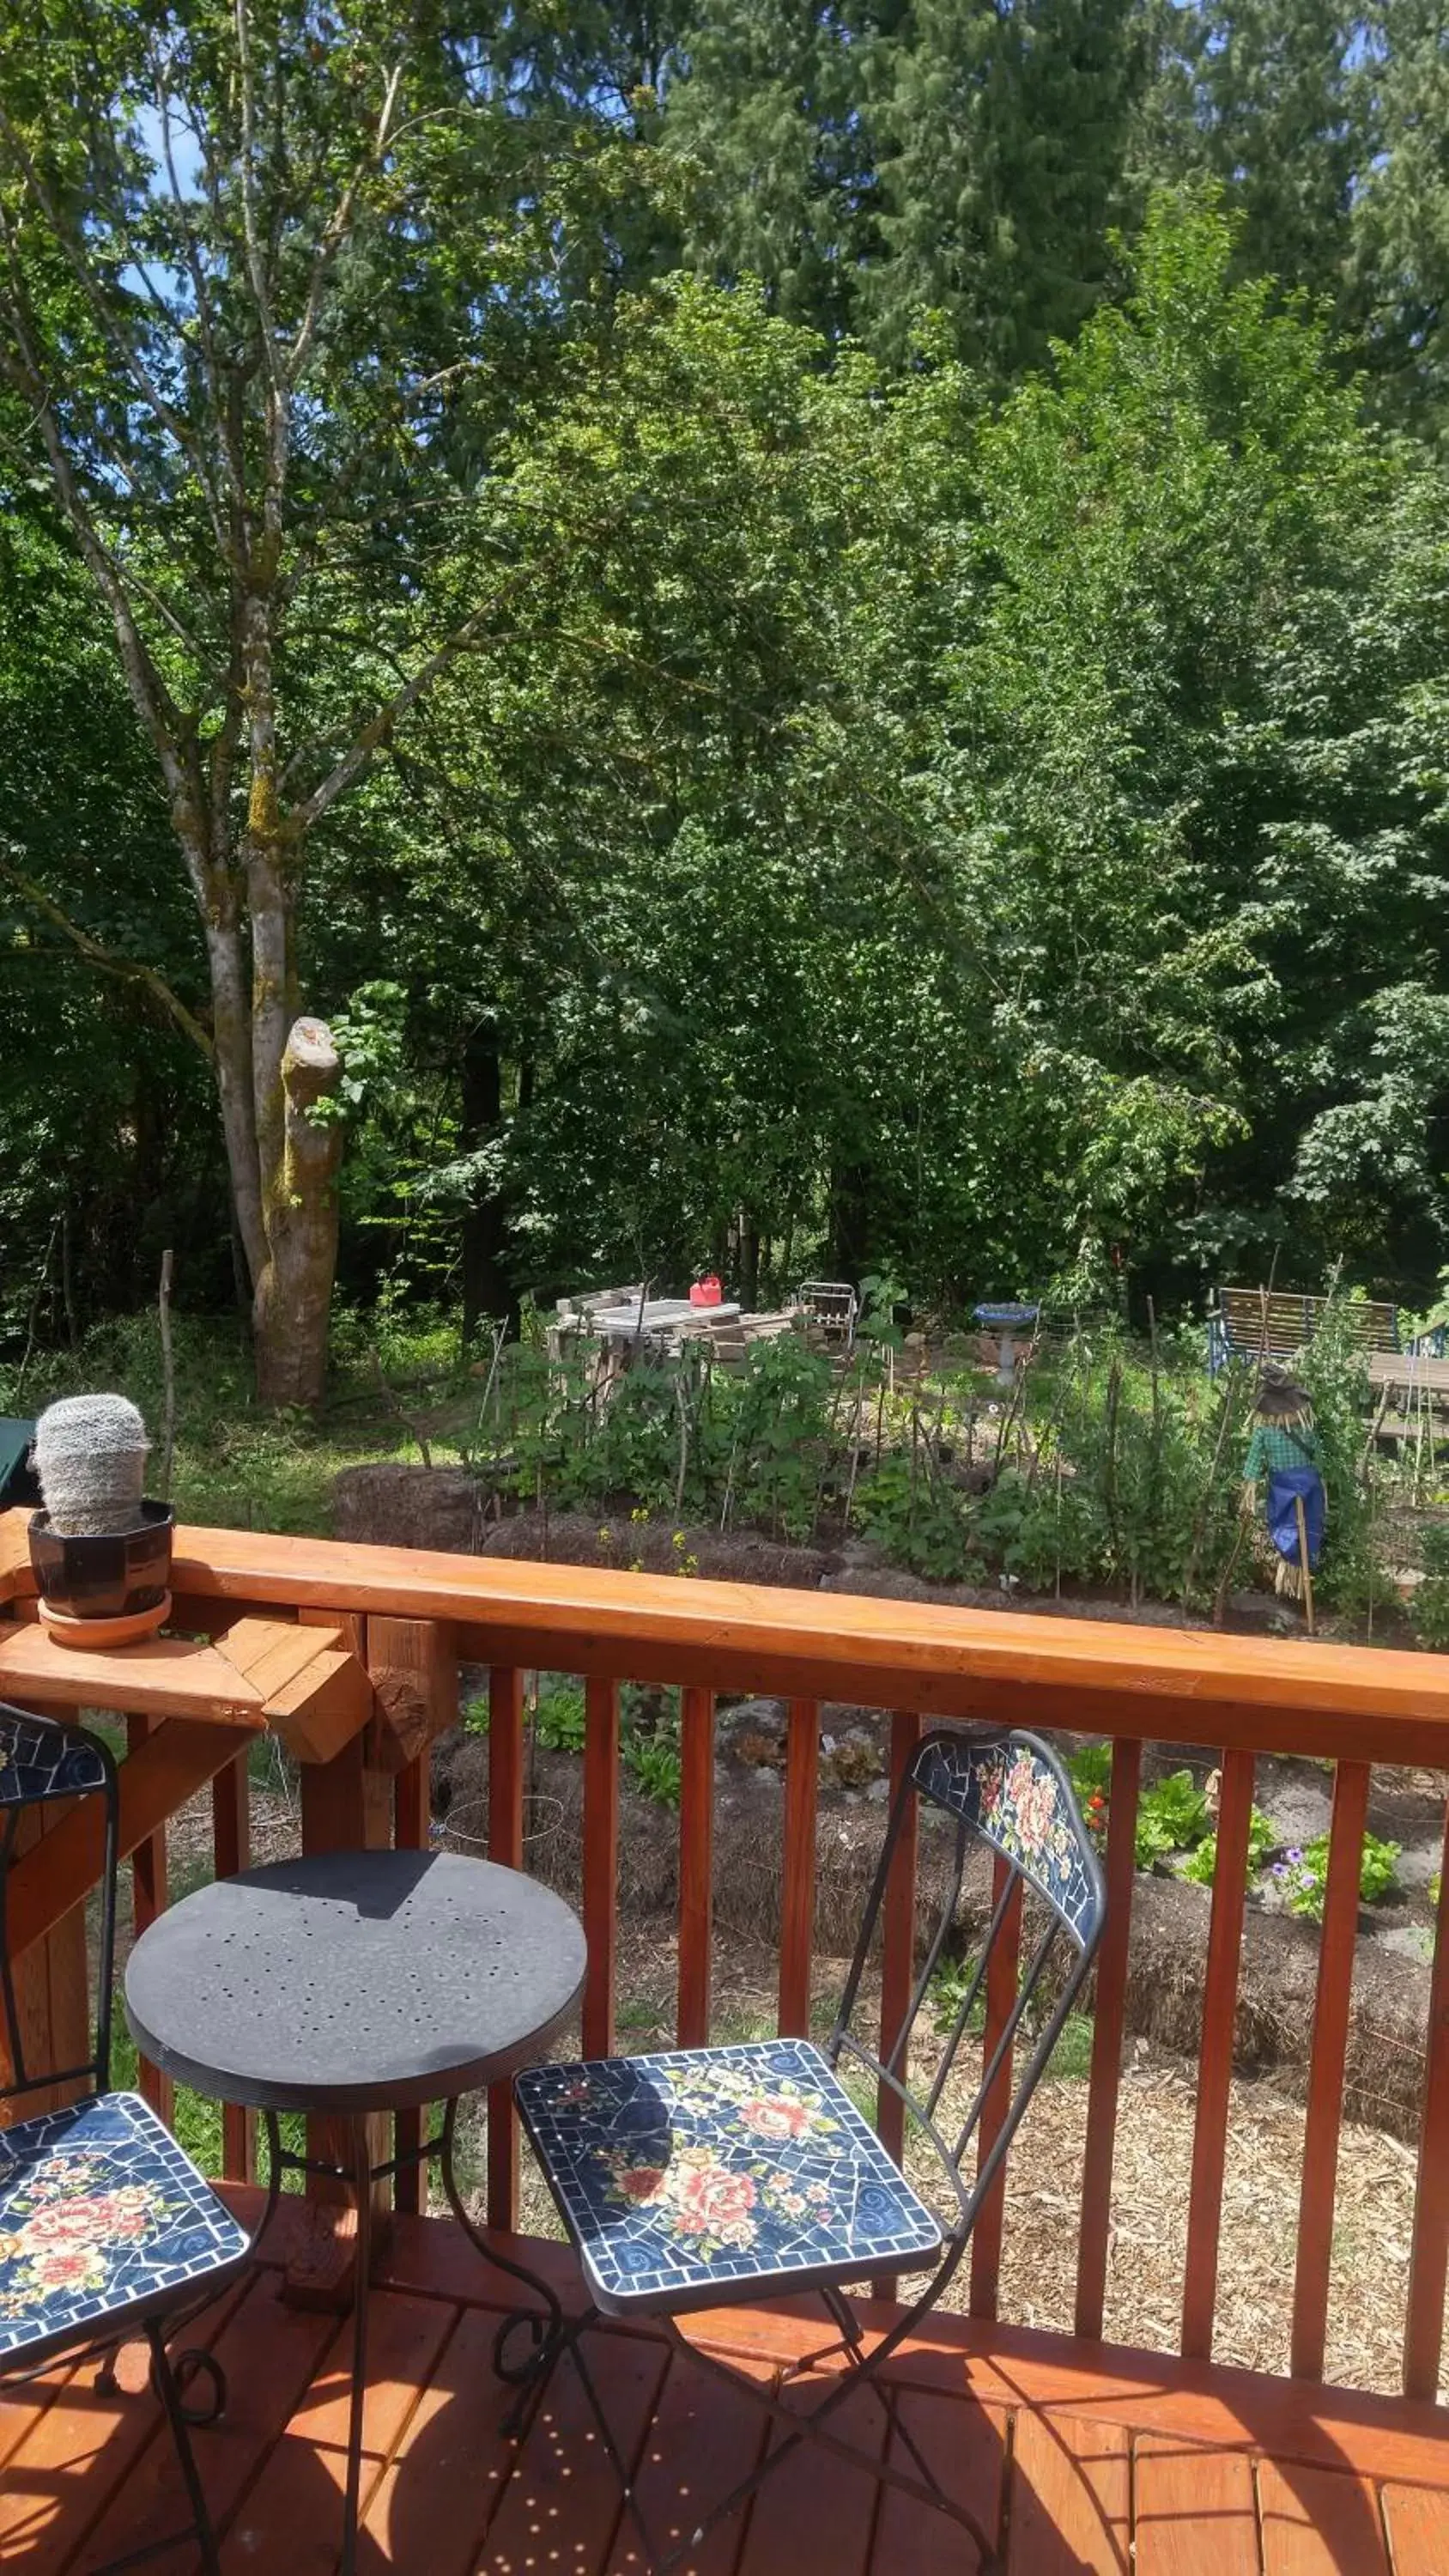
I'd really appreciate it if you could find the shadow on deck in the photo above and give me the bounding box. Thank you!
[3,2196,1446,2574]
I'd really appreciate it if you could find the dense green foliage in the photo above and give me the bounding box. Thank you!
[3,0,1448,1367]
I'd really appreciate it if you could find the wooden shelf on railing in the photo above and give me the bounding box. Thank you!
[0,1611,374,1969]
[0,1613,371,1763]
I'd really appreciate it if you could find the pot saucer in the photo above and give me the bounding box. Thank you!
[38,1593,172,1650]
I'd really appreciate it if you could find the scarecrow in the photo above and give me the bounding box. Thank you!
[1242,1364,1326,1626]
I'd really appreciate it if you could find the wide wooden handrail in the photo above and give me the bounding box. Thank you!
[7,1510,1440,1762]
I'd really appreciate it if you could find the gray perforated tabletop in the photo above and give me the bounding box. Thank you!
[124,1849,587,2114]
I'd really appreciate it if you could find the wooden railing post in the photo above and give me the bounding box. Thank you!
[1292,1758,1371,2379]
[677,1687,715,2048]
[295,1610,390,2257]
[1405,1804,1449,2399]
[0,1728,90,2125]
[1181,1746,1256,2360]
[779,1698,820,2038]
[211,1750,255,2184]
[970,1857,1024,2318]
[1076,1736,1143,2340]
[366,1613,454,2216]
[487,1665,524,2231]
[582,1678,621,2060]
[125,1714,173,2127]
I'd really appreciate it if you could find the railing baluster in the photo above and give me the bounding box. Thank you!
[1404,1801,1449,2399]
[392,1747,431,2215]
[367,1614,452,2216]
[677,1687,715,2047]
[969,1855,1024,2318]
[1075,1735,1143,2340]
[582,1678,620,2059]
[1291,1757,1371,2380]
[877,1710,922,2163]
[211,1750,254,2184]
[1181,1745,1255,2360]
[126,1713,173,2128]
[778,1698,820,2038]
[487,1664,524,2231]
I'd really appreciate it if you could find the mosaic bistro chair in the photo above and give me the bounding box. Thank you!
[515,1723,1106,2575]
[0,1704,251,2575]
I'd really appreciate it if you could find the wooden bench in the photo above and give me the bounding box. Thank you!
[1209,1285,1400,1372]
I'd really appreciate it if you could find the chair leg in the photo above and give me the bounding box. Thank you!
[536,2301,999,2576]
[145,2322,221,2576]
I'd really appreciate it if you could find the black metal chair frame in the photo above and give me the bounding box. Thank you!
[500,1722,1107,2576]
[0,1703,247,2576]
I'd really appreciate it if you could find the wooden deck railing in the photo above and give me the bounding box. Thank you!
[3,1506,1448,2403]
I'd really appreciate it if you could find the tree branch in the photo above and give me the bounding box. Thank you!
[288,56,406,386]
[0,101,233,565]
[0,856,213,1060]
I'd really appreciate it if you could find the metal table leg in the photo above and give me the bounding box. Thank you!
[434,2096,568,2433]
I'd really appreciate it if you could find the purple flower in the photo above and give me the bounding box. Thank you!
[1271,1862,1288,1879]
[1286,1848,1302,1865]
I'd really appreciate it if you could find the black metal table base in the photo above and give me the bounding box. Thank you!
[257,2097,563,2576]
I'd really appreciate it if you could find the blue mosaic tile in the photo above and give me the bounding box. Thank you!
[517,2038,943,2315]
[0,2091,250,2363]
[0,1705,110,1807]
[914,1732,1099,1941]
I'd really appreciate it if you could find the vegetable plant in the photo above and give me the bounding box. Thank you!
[1180,1807,1277,1886]
[1134,1769,1211,1868]
[1276,1831,1402,1920]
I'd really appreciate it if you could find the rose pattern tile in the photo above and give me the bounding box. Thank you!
[0,2092,250,2362]
[516,2038,942,2313]
[913,1732,1098,1941]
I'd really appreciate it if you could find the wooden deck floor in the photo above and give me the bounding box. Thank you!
[3,2196,1448,2575]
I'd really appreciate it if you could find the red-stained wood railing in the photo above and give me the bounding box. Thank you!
[778,1698,820,2038]
[210,1751,254,2184]
[969,1858,1024,2320]
[677,1686,715,2047]
[1291,1758,1372,2379]
[1182,1747,1258,2360]
[126,1713,173,2128]
[4,1507,1449,2407]
[582,1677,620,2059]
[1405,1811,1449,2401]
[486,1662,524,2231]
[1075,1735,1143,2341]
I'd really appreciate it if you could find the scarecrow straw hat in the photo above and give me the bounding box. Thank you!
[1254,1363,1313,1423]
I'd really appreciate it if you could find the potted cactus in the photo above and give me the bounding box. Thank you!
[27,1394,174,1647]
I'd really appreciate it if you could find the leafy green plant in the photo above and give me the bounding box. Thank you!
[533,1679,587,1753]
[1410,1524,1449,1650]
[1276,1830,1403,1920]
[1135,1769,1211,1868]
[626,1735,682,1807]
[928,1957,988,2037]
[855,1450,971,1580]
[1180,1806,1277,1886]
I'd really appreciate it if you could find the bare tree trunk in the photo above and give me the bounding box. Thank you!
[202,904,267,1291]
[252,1018,343,1406]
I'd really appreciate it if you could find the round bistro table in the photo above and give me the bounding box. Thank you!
[124,1848,586,2576]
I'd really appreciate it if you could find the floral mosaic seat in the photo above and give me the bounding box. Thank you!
[0,1702,261,2575]
[516,2037,943,2313]
[509,1726,1105,2576]
[0,2089,250,2365]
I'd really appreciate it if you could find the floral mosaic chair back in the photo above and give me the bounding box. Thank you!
[0,1703,119,2107]
[828,1724,1106,2247]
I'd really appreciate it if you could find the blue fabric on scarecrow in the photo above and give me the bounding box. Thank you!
[1266,1465,1325,1570]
